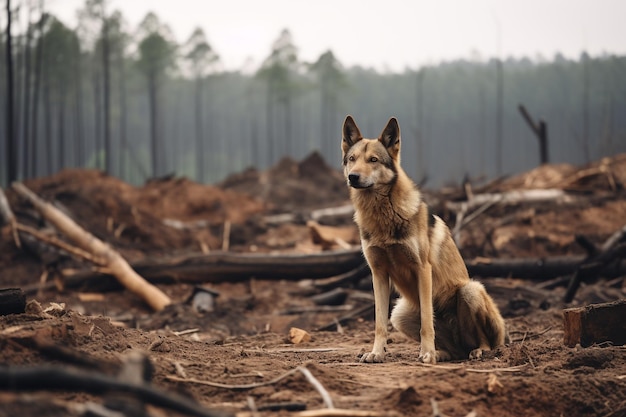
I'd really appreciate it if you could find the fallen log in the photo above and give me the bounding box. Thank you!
[19,245,625,296]
[131,249,364,282]
[12,183,171,311]
[466,255,626,280]
[563,299,626,347]
[0,365,232,417]
[22,249,365,294]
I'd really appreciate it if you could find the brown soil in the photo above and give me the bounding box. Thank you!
[1,152,626,417]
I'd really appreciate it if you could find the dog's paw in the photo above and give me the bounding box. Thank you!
[436,350,452,362]
[418,350,437,364]
[469,348,484,360]
[359,351,385,363]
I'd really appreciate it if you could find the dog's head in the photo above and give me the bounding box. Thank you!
[341,115,401,189]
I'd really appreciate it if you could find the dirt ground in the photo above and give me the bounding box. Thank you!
[1,152,626,417]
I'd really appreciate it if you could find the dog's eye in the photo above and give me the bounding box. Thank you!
[370,157,378,163]
[349,155,355,162]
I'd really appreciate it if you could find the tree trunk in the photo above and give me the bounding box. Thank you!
[56,86,66,168]
[101,12,111,174]
[92,66,102,169]
[328,92,338,156]
[265,83,274,167]
[582,53,590,163]
[563,300,626,348]
[148,71,159,177]
[21,16,33,179]
[43,62,53,175]
[30,5,45,178]
[495,58,503,176]
[5,0,17,183]
[73,50,84,167]
[52,249,366,288]
[319,88,327,155]
[195,76,204,181]
[415,69,425,179]
[284,95,291,156]
[12,183,172,311]
[117,47,127,179]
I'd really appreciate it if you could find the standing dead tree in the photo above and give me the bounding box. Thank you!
[518,104,549,165]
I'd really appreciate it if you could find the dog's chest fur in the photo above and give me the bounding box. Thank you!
[353,188,420,248]
[351,168,423,241]
[351,184,427,292]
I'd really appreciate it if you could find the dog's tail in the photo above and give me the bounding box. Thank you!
[484,304,508,348]
[460,281,508,348]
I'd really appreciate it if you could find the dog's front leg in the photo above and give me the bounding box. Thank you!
[417,262,437,364]
[360,270,390,363]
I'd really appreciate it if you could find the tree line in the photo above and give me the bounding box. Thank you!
[2,0,626,188]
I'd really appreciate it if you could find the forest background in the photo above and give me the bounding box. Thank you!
[2,0,626,188]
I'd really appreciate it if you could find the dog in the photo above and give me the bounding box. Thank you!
[341,115,507,364]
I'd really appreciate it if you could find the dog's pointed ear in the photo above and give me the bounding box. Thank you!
[342,115,363,155]
[379,117,400,158]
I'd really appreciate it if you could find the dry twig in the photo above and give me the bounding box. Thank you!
[169,365,335,409]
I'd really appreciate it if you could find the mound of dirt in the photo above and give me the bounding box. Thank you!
[219,151,349,212]
[139,176,266,224]
[483,153,626,192]
[444,153,626,259]
[9,169,265,254]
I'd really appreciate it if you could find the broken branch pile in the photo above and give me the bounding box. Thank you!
[1,152,625,313]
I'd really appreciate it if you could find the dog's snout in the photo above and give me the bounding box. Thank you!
[348,173,360,184]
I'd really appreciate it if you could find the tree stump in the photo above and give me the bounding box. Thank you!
[0,288,26,315]
[563,299,626,347]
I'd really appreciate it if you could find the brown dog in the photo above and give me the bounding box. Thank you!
[342,115,507,364]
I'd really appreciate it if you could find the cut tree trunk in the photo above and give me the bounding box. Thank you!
[19,247,625,297]
[76,249,364,283]
[563,299,626,347]
[12,183,171,311]
[22,249,365,295]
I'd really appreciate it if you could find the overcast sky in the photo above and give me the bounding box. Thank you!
[46,0,626,72]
